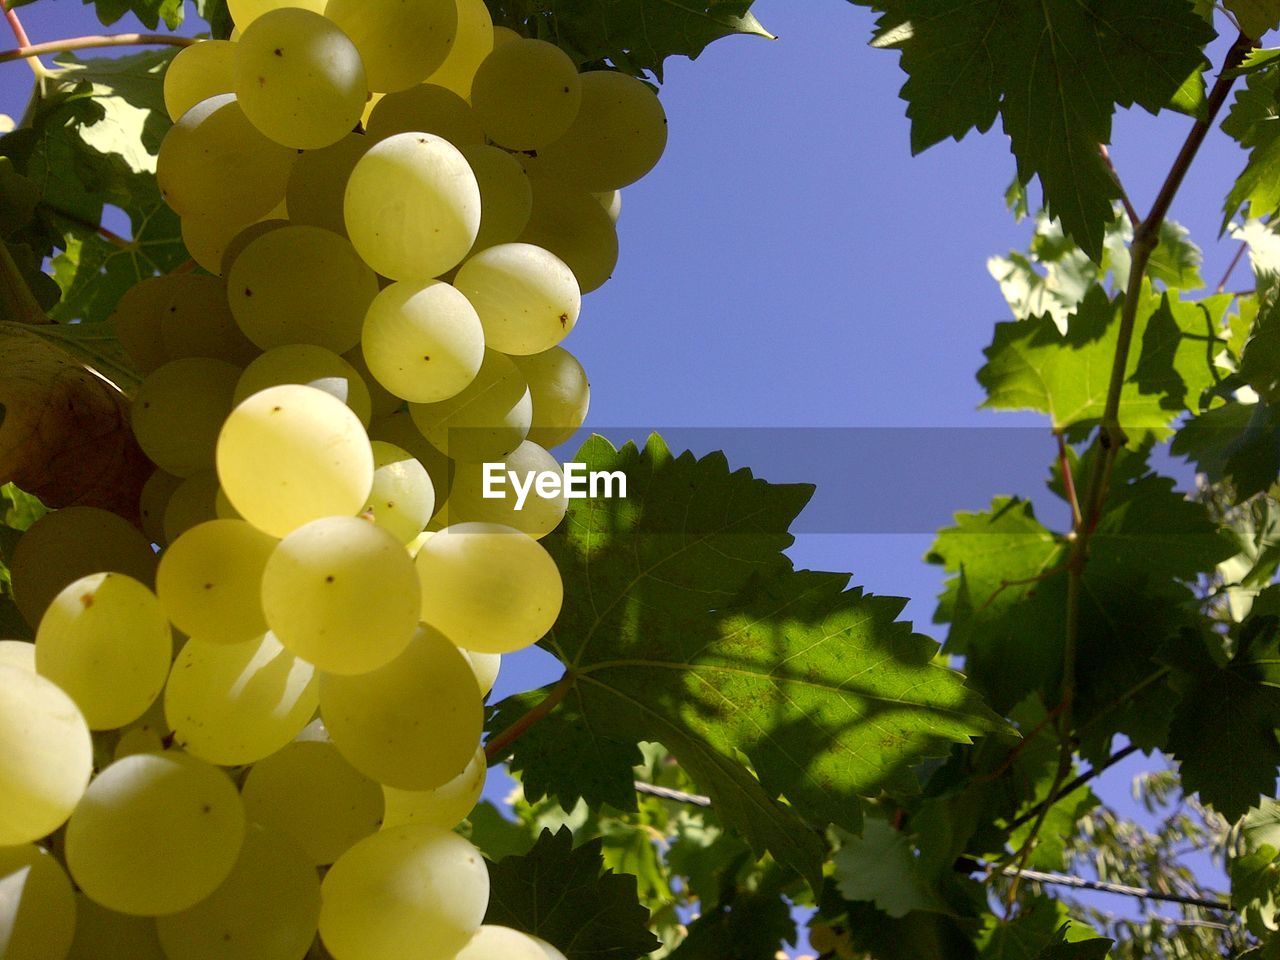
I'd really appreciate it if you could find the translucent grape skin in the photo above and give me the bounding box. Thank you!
[456,925,550,960]
[165,632,318,766]
[325,0,457,94]
[423,0,493,100]
[461,649,500,697]
[157,519,276,645]
[408,349,532,463]
[155,824,321,960]
[460,143,532,254]
[453,242,581,355]
[470,39,581,151]
[241,739,383,865]
[284,132,369,237]
[364,440,437,544]
[164,39,236,120]
[320,624,482,789]
[0,664,92,845]
[67,893,167,960]
[361,279,485,403]
[10,506,158,628]
[227,0,324,28]
[381,745,486,832]
[64,751,246,916]
[415,522,563,655]
[518,174,619,295]
[0,638,35,671]
[344,132,481,281]
[35,572,172,730]
[156,94,295,223]
[319,826,489,960]
[235,343,373,426]
[111,275,188,373]
[233,7,367,150]
[227,225,380,354]
[216,384,374,539]
[162,471,222,544]
[438,440,567,540]
[132,357,241,478]
[513,346,591,448]
[158,274,258,365]
[0,844,77,960]
[365,84,484,146]
[260,515,420,675]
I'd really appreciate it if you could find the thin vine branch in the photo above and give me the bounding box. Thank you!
[0,31,197,65]
[1099,144,1140,228]
[634,782,711,806]
[982,863,1234,913]
[1007,743,1141,834]
[1217,241,1249,293]
[484,670,576,762]
[46,203,131,250]
[0,0,43,78]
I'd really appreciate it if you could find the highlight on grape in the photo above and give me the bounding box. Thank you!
[0,0,666,954]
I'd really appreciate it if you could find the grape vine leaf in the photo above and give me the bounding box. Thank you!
[0,50,184,324]
[978,284,1226,440]
[1227,0,1280,39]
[1223,64,1280,230]
[978,898,1108,960]
[876,0,1212,260]
[0,323,151,522]
[1164,613,1280,820]
[483,0,773,80]
[484,827,661,960]
[8,0,185,29]
[833,819,952,918]
[1173,399,1280,502]
[491,435,1005,889]
[665,887,794,960]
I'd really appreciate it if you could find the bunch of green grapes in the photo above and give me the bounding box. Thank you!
[1,0,674,955]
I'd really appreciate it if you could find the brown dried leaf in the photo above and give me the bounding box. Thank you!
[0,323,150,524]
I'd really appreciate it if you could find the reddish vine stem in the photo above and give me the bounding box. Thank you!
[0,32,198,64]
[1005,743,1141,834]
[1057,433,1082,530]
[1216,241,1249,293]
[47,204,131,250]
[0,0,32,50]
[483,670,576,762]
[1099,144,1140,227]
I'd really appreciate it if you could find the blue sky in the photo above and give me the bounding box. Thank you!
[0,0,1251,947]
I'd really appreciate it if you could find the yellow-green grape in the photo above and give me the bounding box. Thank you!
[361,280,485,403]
[424,0,493,100]
[368,411,453,504]
[439,440,566,539]
[284,133,369,236]
[381,745,485,832]
[65,752,245,916]
[0,639,35,671]
[164,39,236,120]
[457,926,548,960]
[233,8,367,150]
[364,441,436,543]
[535,70,668,191]
[261,515,420,674]
[454,243,580,355]
[132,357,241,478]
[319,826,488,960]
[220,217,289,275]
[320,624,481,789]
[342,345,402,418]
[0,844,76,960]
[155,824,320,960]
[216,384,375,538]
[460,144,531,254]
[460,649,499,696]
[470,39,580,150]
[0,664,92,845]
[416,522,562,654]
[180,210,241,275]
[10,506,158,628]
[227,0,324,28]
[35,573,171,730]
[324,0,456,94]
[161,518,273,645]
[241,739,383,865]
[139,469,181,544]
[344,132,481,281]
[162,470,221,544]
[594,189,622,222]
[409,349,531,462]
[67,894,166,960]
[518,175,619,294]
[111,275,188,374]
[165,632,318,766]
[531,938,568,960]
[491,25,519,47]
[156,95,295,223]
[112,696,169,761]
[364,84,483,145]
[235,344,373,426]
[227,225,380,354]
[512,346,590,448]
[158,275,257,365]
